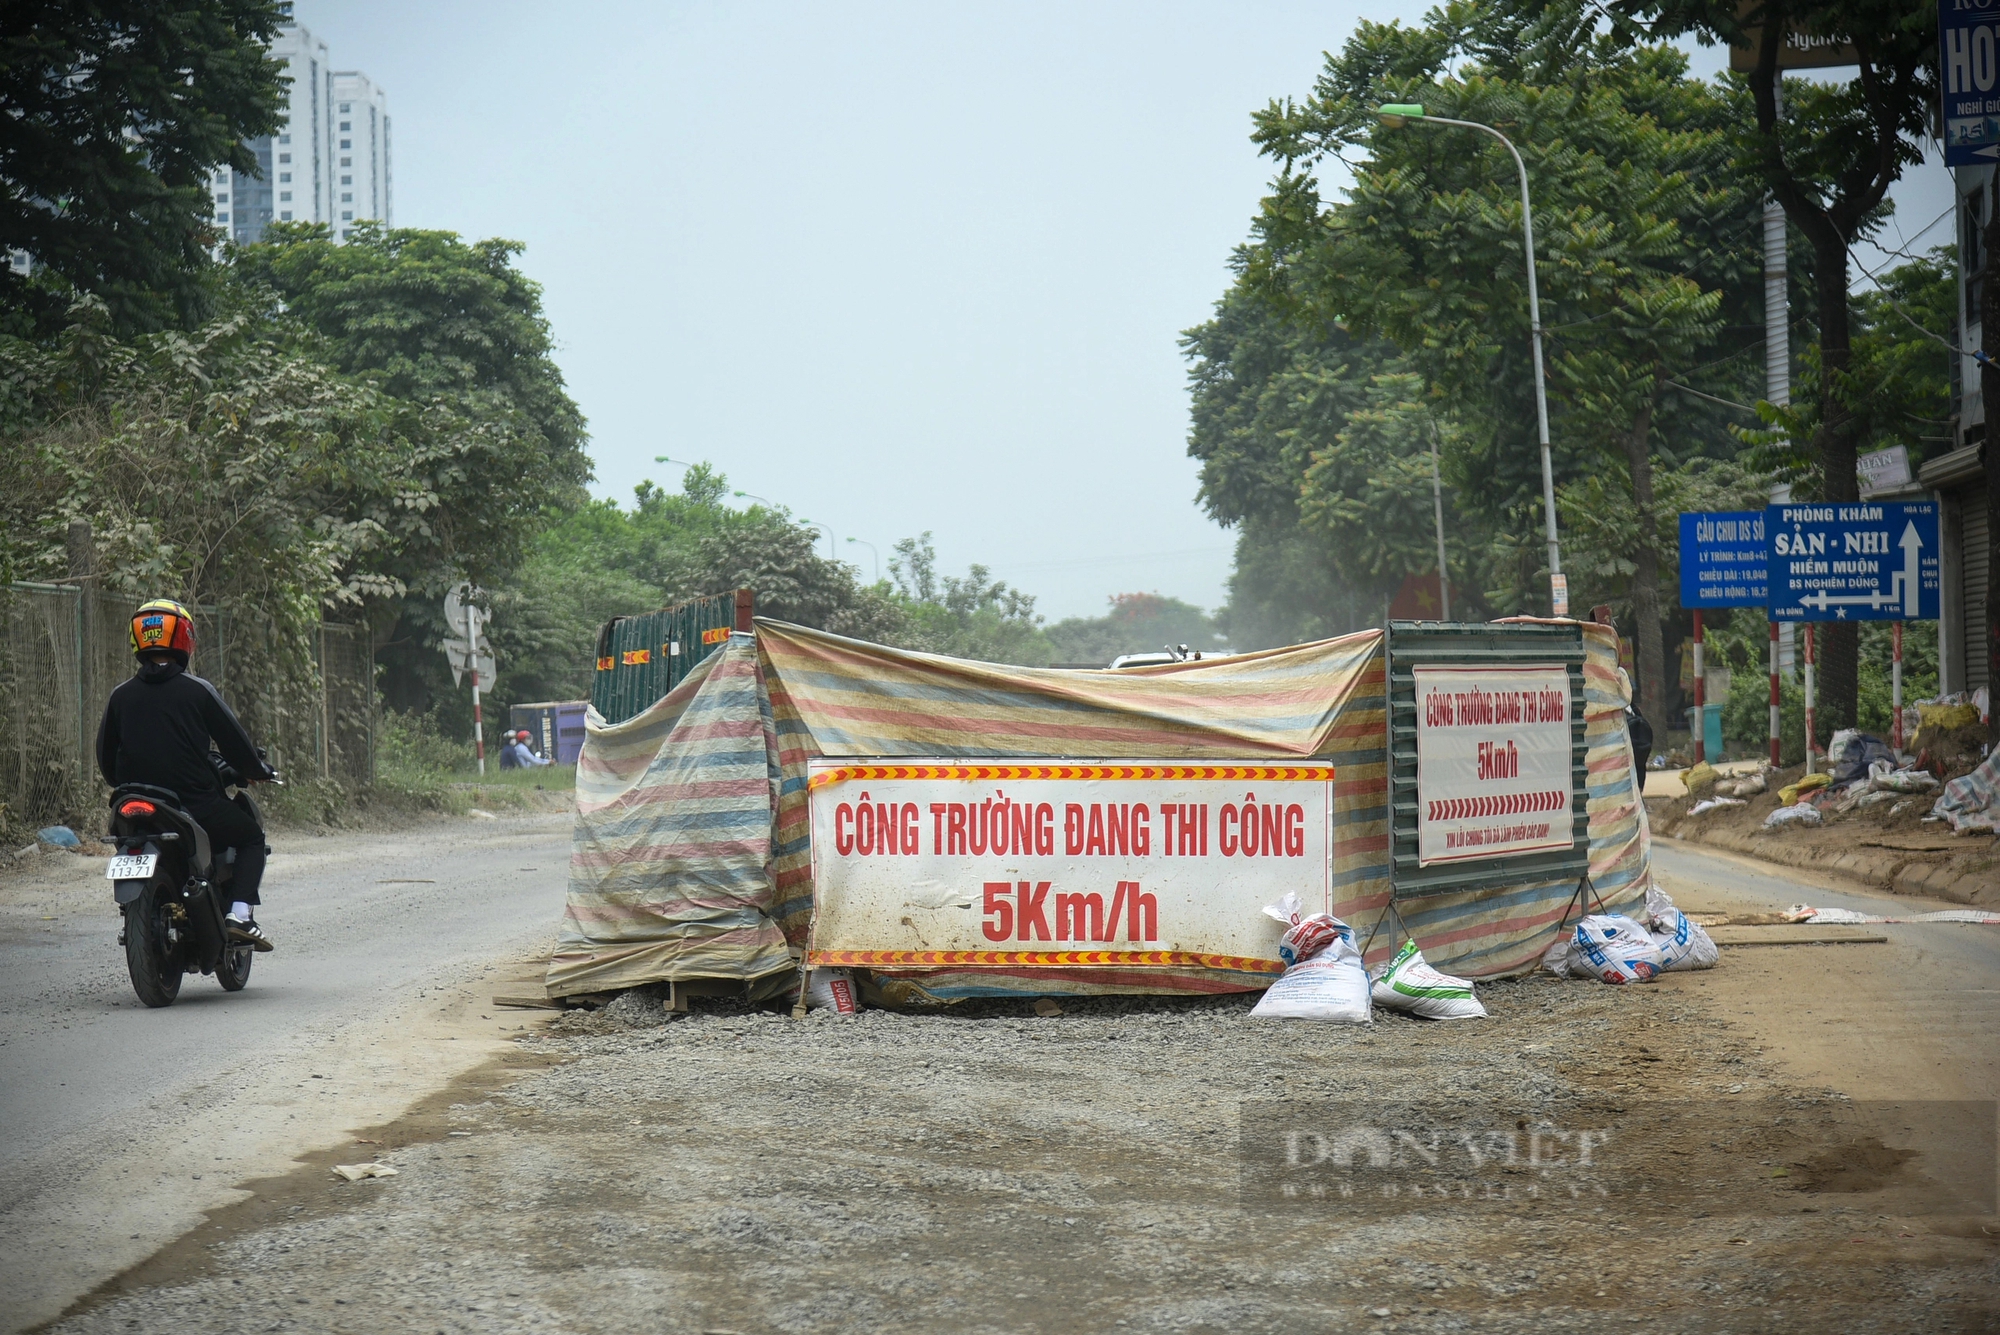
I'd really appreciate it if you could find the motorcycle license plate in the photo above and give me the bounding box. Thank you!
[106,854,157,881]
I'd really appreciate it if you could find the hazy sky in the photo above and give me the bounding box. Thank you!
[304,1,1950,622]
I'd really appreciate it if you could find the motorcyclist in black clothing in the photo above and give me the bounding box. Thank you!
[95,599,279,951]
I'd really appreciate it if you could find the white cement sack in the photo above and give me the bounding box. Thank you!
[1762,801,1823,828]
[1540,933,1578,978]
[1571,914,1663,985]
[1251,935,1371,1023]
[1643,886,1718,972]
[804,967,859,1014]
[1369,940,1487,1019]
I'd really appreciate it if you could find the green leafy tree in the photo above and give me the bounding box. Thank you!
[1046,593,1225,665]
[1743,249,1957,490]
[1183,288,1412,647]
[888,534,1052,665]
[232,224,592,712]
[481,503,661,717]
[468,468,917,733]
[0,294,415,754]
[1623,0,1939,730]
[669,506,906,642]
[232,224,590,588]
[1233,0,1761,717]
[1297,372,1463,600]
[0,1,289,333]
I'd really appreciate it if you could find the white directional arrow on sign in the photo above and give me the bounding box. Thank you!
[1797,521,1925,618]
[1801,589,1905,611]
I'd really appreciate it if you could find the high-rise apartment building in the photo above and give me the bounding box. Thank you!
[210,16,391,246]
[331,72,392,238]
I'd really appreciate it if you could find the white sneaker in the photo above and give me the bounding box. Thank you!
[225,916,275,952]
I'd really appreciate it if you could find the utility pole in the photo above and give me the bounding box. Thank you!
[1764,82,1792,769]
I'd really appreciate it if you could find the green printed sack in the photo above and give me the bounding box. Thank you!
[1369,940,1487,1020]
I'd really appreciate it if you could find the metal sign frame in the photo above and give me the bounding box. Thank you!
[1386,621,1590,900]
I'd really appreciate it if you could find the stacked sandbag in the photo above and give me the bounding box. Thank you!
[1569,914,1664,985]
[1250,893,1371,1023]
[1644,886,1718,971]
[1369,940,1487,1020]
[1776,770,1832,806]
[1717,770,1767,799]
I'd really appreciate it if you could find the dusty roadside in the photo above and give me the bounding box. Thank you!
[1645,766,1997,903]
[42,937,2000,1335]
[0,814,571,1334]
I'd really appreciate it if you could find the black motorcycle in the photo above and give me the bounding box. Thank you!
[105,756,277,1008]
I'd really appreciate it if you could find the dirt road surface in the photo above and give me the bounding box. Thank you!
[20,838,1996,1334]
[0,813,573,1332]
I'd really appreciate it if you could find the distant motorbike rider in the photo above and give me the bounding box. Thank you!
[500,729,550,769]
[95,599,279,951]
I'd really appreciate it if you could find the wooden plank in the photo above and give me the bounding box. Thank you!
[492,993,562,1010]
[1708,925,1889,947]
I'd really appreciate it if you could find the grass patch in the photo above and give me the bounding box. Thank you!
[264,713,574,828]
[463,763,576,789]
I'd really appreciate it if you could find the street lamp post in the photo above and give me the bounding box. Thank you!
[846,537,880,583]
[731,490,835,558]
[1377,104,1564,617]
[798,520,835,560]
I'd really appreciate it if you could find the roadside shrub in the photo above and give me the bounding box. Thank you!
[1723,668,1805,766]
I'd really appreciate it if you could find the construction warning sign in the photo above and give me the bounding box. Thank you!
[804,760,1333,970]
[1413,665,1575,868]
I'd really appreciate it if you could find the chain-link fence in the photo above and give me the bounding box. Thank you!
[0,583,374,833]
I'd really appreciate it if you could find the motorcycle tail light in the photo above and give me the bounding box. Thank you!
[118,799,156,816]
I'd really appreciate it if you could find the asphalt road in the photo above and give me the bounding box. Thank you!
[1651,838,2000,978]
[0,812,573,1331]
[1651,837,2000,1106]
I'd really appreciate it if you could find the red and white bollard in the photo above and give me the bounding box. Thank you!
[1768,620,1781,766]
[1691,610,1705,765]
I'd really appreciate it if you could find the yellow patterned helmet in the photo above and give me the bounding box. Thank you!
[130,599,195,663]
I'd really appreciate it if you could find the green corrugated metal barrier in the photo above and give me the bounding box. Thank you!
[590,590,751,726]
[1386,620,1591,900]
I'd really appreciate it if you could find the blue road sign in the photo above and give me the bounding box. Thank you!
[1942,0,2000,167]
[1766,501,1940,622]
[1678,511,1769,608]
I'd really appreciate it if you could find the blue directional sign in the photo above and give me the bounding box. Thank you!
[1942,0,2000,167]
[1678,511,1769,608]
[1766,501,1940,622]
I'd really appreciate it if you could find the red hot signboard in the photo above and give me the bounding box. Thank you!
[805,761,1333,972]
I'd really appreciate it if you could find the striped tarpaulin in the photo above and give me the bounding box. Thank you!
[545,634,794,998]
[548,618,1651,1001]
[758,621,1388,974]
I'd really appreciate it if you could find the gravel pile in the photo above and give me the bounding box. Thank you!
[46,973,1998,1334]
